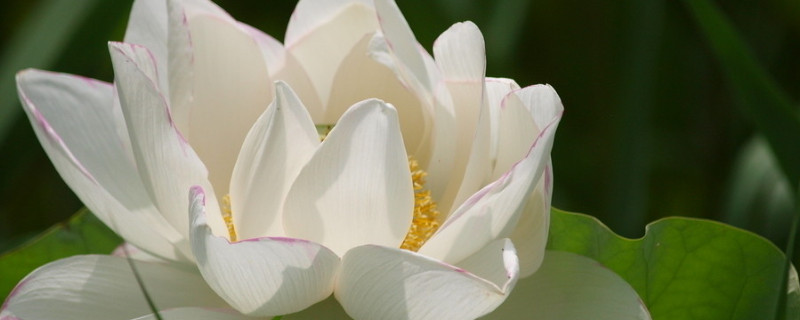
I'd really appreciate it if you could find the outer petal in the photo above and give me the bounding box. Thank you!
[230,82,319,239]
[16,69,185,261]
[427,21,489,215]
[189,187,340,317]
[485,251,652,320]
[285,0,378,108]
[510,164,552,278]
[283,99,414,257]
[133,308,256,320]
[492,85,561,179]
[0,255,228,320]
[168,4,274,197]
[109,42,225,240]
[335,239,519,320]
[419,103,562,264]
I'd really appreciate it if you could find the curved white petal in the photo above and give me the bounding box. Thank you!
[109,42,224,240]
[0,255,227,320]
[166,0,238,130]
[283,99,413,257]
[16,69,185,261]
[335,239,519,320]
[485,251,651,320]
[230,82,319,239]
[190,187,340,317]
[373,0,430,91]
[124,0,168,94]
[510,164,552,278]
[327,35,428,156]
[176,13,274,197]
[419,107,562,264]
[285,0,378,109]
[492,84,562,180]
[484,77,520,171]
[239,24,324,119]
[427,21,489,215]
[285,0,373,46]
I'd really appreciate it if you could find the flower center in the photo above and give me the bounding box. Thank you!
[400,156,441,252]
[222,194,238,241]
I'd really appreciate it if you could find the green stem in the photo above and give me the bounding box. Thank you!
[122,245,163,320]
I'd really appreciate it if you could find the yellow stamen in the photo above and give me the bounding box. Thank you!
[222,194,238,242]
[400,157,441,252]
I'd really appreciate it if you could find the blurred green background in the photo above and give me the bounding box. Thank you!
[0,0,798,262]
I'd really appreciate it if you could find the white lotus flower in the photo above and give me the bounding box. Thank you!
[1,0,650,319]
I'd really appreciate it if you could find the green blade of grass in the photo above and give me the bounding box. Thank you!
[0,0,103,142]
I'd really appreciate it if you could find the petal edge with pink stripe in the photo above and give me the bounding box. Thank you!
[189,187,339,317]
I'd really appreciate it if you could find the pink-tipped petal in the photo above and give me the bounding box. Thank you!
[419,108,562,264]
[484,77,521,170]
[124,0,168,94]
[283,100,414,257]
[109,42,224,240]
[16,69,186,261]
[189,187,340,317]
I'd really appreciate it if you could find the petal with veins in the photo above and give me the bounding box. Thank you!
[190,187,339,317]
[419,108,562,264]
[109,41,224,239]
[16,69,186,261]
[283,99,413,257]
[335,239,518,320]
[230,82,319,239]
[0,255,227,320]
